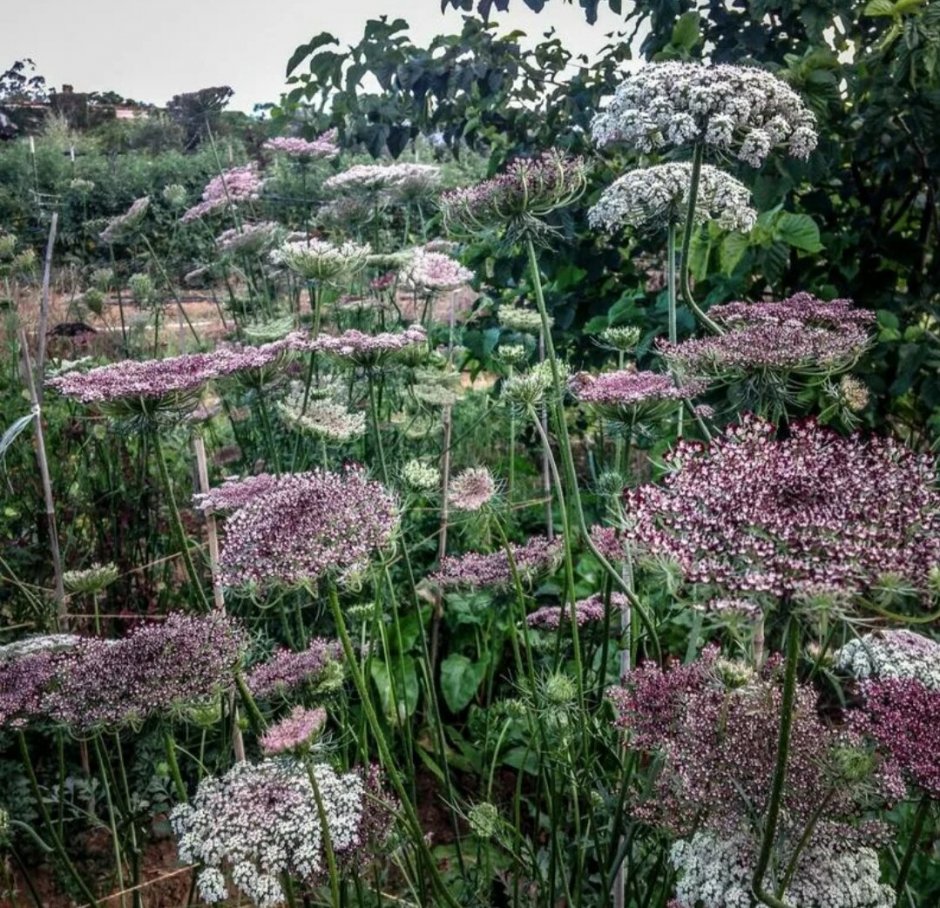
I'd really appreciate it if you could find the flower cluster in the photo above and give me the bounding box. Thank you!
[609,651,902,865]
[219,467,398,589]
[591,62,818,166]
[180,164,265,223]
[440,151,587,233]
[397,249,473,292]
[526,593,629,630]
[171,758,392,906]
[0,649,57,728]
[448,467,497,511]
[264,130,339,159]
[671,830,894,908]
[215,221,282,256]
[857,679,940,797]
[624,417,940,598]
[277,385,366,442]
[498,305,545,334]
[401,459,440,492]
[195,472,303,514]
[260,706,328,755]
[835,630,940,690]
[100,196,151,244]
[660,292,873,378]
[247,638,344,700]
[270,238,371,282]
[310,325,427,368]
[589,163,756,234]
[18,612,247,730]
[63,562,119,594]
[570,369,704,420]
[433,535,564,589]
[324,162,441,197]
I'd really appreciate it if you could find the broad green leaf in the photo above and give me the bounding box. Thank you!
[720,232,751,275]
[774,213,823,253]
[672,12,702,50]
[440,653,487,713]
[370,657,419,721]
[285,33,338,77]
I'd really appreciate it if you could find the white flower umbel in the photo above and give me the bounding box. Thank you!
[671,831,895,908]
[592,61,818,167]
[589,163,756,234]
[834,630,940,690]
[171,758,374,904]
[270,238,371,282]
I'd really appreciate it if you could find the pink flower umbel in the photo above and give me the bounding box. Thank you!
[260,706,327,755]
[433,535,564,589]
[447,467,497,512]
[264,130,339,160]
[526,593,629,630]
[247,638,344,700]
[219,467,398,589]
[625,416,940,599]
[180,163,264,223]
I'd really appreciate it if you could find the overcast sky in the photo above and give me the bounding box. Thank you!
[0,0,625,112]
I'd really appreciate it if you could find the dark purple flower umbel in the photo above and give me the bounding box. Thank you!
[247,638,344,700]
[658,292,874,378]
[624,416,940,599]
[219,467,398,589]
[41,611,247,730]
[433,535,564,589]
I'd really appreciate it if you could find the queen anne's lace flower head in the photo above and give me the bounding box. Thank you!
[270,238,371,282]
[38,612,246,730]
[592,62,818,166]
[264,129,339,160]
[526,593,629,630]
[100,196,150,244]
[624,417,940,599]
[401,459,440,492]
[324,162,440,197]
[310,325,427,368]
[441,151,587,235]
[589,163,756,233]
[219,467,398,589]
[398,249,473,292]
[447,467,497,511]
[277,386,366,442]
[670,831,895,908]
[433,535,564,589]
[835,631,940,690]
[570,369,705,422]
[215,221,282,256]
[659,292,874,379]
[180,164,264,223]
[260,706,328,755]
[171,758,393,905]
[247,638,344,700]
[498,304,546,334]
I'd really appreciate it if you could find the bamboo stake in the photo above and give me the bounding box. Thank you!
[18,329,66,621]
[36,211,58,384]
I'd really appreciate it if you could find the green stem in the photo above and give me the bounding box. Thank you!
[895,794,932,904]
[524,237,660,658]
[235,671,267,737]
[679,143,722,335]
[17,731,100,907]
[667,221,678,346]
[325,583,462,908]
[751,614,799,908]
[151,430,210,611]
[164,729,188,802]
[304,759,342,907]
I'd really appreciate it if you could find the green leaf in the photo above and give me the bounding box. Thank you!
[863,0,898,17]
[774,213,822,253]
[440,653,487,713]
[370,657,419,721]
[671,12,702,51]
[285,33,338,77]
[720,232,751,275]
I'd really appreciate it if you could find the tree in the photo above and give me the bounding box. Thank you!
[166,85,234,151]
